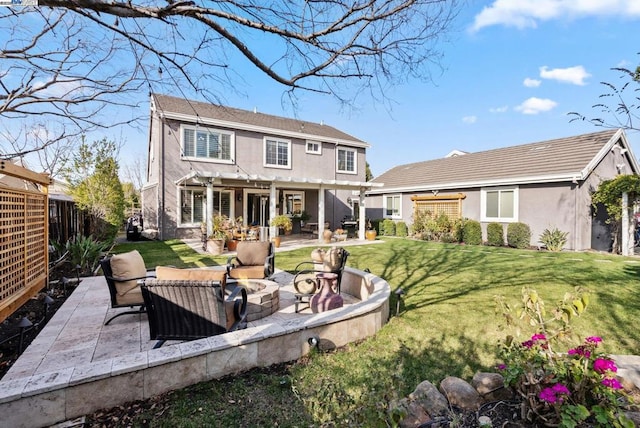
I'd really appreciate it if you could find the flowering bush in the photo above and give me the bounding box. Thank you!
[495,288,634,427]
[499,333,632,427]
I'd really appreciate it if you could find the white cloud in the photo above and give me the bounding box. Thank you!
[515,97,558,115]
[470,0,640,32]
[489,106,508,113]
[523,78,541,87]
[462,115,477,124]
[539,65,590,85]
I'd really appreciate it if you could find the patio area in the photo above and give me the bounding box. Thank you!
[0,237,390,428]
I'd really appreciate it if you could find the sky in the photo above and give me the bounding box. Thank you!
[109,0,640,179]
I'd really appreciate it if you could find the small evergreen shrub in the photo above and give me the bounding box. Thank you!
[539,227,569,251]
[486,222,505,246]
[382,219,396,236]
[462,220,482,245]
[396,221,408,237]
[507,222,532,249]
[452,218,466,243]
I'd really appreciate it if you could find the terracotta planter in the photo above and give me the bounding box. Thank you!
[365,230,377,241]
[272,236,281,248]
[207,239,225,255]
[322,229,333,243]
[226,239,238,251]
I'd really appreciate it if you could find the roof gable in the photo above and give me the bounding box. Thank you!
[370,129,637,192]
[151,94,367,147]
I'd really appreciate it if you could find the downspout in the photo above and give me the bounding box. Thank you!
[574,180,578,250]
[160,117,166,240]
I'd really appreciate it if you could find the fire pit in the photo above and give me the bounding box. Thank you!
[232,279,279,321]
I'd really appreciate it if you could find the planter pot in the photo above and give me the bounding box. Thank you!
[322,229,333,244]
[272,236,281,248]
[365,230,377,241]
[207,239,225,255]
[226,239,238,251]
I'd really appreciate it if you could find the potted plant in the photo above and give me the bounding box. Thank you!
[270,215,292,247]
[207,214,228,255]
[365,219,377,241]
[291,210,311,234]
[226,216,243,251]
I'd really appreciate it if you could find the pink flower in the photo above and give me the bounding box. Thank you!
[601,378,623,390]
[521,340,534,349]
[539,384,570,404]
[586,336,602,345]
[568,347,591,358]
[593,358,617,374]
[496,364,507,371]
[531,333,547,342]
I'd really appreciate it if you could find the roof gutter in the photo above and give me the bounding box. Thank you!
[160,111,370,149]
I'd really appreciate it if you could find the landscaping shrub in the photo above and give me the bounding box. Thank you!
[396,221,408,237]
[370,219,382,235]
[507,222,531,249]
[382,219,396,236]
[452,218,465,243]
[462,220,482,245]
[64,234,111,276]
[486,222,504,246]
[539,227,569,251]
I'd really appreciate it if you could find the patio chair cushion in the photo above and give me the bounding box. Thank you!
[109,250,147,296]
[117,286,143,306]
[236,241,270,266]
[228,265,267,280]
[156,266,226,282]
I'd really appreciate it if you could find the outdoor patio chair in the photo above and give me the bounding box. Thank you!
[292,247,349,312]
[226,241,275,280]
[100,250,156,325]
[141,277,248,349]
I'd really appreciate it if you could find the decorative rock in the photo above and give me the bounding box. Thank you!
[478,415,492,427]
[390,397,431,428]
[409,380,449,418]
[472,372,513,401]
[439,376,482,411]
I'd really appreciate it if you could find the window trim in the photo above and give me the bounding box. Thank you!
[306,140,322,155]
[337,146,357,174]
[383,194,402,219]
[263,137,292,169]
[480,186,519,222]
[180,124,234,164]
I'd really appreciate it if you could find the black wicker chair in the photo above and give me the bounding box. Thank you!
[100,251,156,325]
[141,278,248,349]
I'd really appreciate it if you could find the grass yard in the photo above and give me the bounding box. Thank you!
[101,238,640,427]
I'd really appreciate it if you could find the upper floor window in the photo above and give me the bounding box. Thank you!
[182,125,233,163]
[384,194,402,219]
[481,186,518,222]
[306,140,322,155]
[264,138,291,168]
[337,147,357,174]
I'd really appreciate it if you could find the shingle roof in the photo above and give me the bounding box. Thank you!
[370,129,626,192]
[152,94,366,146]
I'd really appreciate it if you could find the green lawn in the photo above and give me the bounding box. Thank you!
[105,238,640,427]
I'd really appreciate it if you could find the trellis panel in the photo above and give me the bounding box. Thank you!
[0,161,49,323]
[411,193,466,220]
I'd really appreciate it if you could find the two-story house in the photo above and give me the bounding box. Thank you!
[142,94,379,241]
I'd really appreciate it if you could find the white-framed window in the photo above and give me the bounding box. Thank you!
[283,191,305,216]
[178,188,233,226]
[481,186,518,222]
[181,125,234,163]
[264,137,291,168]
[384,194,402,219]
[306,140,322,155]
[179,188,205,226]
[337,147,357,174]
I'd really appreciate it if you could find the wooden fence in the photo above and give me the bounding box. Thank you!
[0,161,50,323]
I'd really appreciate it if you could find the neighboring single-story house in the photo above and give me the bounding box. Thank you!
[365,129,639,251]
[142,94,381,241]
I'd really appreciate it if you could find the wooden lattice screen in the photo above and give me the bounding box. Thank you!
[411,193,466,219]
[0,161,50,323]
